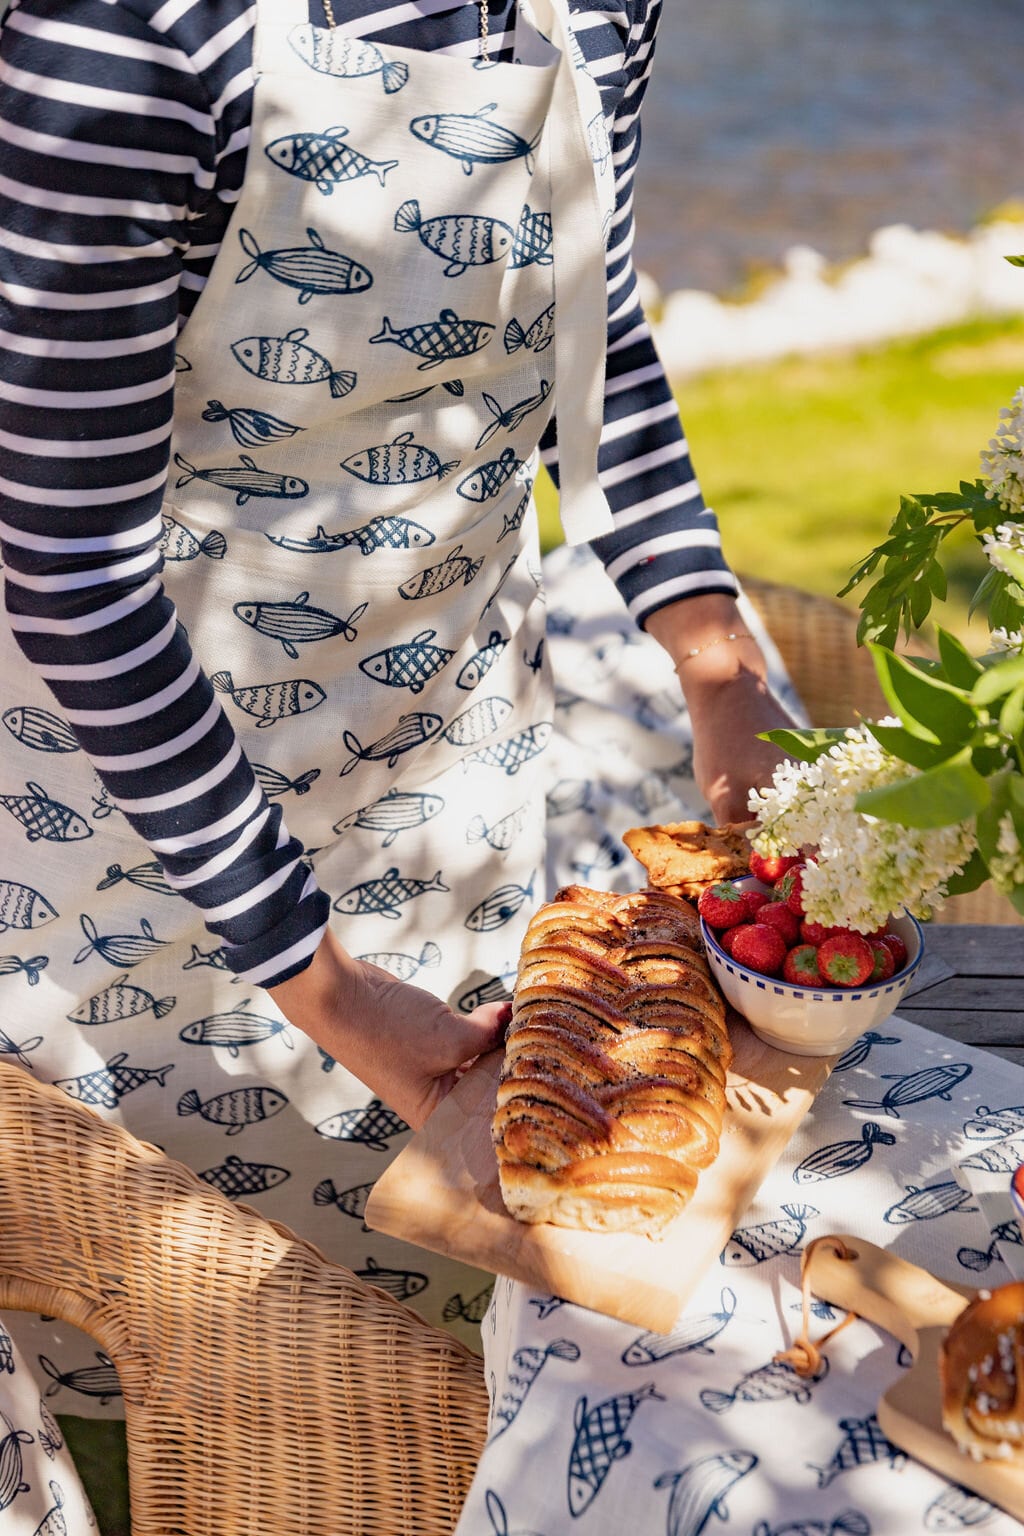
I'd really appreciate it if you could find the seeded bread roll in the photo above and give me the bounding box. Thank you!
[940,1283,1024,1463]
[493,884,732,1237]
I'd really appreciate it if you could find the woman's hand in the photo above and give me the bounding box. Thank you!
[268,927,509,1129]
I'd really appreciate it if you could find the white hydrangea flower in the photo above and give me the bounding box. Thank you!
[981,521,1024,576]
[988,812,1024,894]
[988,627,1024,652]
[747,722,976,932]
[981,387,1024,519]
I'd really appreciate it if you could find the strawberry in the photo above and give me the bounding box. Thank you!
[756,902,800,945]
[783,944,823,986]
[749,849,802,885]
[730,923,788,977]
[878,931,909,972]
[817,932,875,988]
[774,862,809,916]
[869,941,896,983]
[717,924,748,957]
[746,890,771,917]
[697,881,757,930]
[799,919,851,946]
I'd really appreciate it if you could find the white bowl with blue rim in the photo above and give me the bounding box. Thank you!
[700,875,925,1057]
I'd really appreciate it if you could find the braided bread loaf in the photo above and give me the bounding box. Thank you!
[493,884,732,1237]
[940,1282,1024,1462]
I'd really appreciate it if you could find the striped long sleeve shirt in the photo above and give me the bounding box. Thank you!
[0,0,738,988]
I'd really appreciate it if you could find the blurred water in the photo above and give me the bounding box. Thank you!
[635,0,1024,294]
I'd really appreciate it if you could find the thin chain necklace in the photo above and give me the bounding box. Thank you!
[320,0,492,63]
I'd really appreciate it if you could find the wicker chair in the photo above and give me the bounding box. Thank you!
[0,1062,489,1536]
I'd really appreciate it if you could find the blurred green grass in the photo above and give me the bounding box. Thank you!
[537,313,1024,642]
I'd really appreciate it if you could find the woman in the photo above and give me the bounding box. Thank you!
[0,0,793,1420]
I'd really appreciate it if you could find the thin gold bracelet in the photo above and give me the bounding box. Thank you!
[677,630,754,662]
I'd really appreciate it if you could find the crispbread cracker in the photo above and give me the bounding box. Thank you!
[622,819,752,898]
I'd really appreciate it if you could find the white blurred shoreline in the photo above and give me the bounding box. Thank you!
[644,217,1024,381]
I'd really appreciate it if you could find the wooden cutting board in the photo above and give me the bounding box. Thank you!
[364,1013,834,1333]
[803,1234,1024,1520]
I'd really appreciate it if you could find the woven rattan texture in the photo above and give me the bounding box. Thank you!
[0,1063,488,1536]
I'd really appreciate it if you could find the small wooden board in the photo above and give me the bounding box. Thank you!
[365,1014,834,1333]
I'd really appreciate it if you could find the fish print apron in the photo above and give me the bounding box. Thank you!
[0,0,620,1464]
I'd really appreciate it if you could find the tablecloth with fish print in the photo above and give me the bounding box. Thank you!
[454,1014,1024,1536]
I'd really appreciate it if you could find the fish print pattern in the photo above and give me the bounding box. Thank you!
[456,631,509,689]
[808,1414,905,1486]
[313,1177,375,1228]
[0,956,47,989]
[341,431,459,486]
[202,397,305,447]
[236,225,372,302]
[338,712,443,774]
[465,873,535,932]
[466,802,530,850]
[958,1218,1023,1272]
[212,670,327,728]
[442,696,514,747]
[653,1450,758,1536]
[394,199,514,276]
[0,781,91,843]
[504,302,555,354]
[923,1485,998,1531]
[159,510,228,562]
[498,485,532,543]
[270,513,436,555]
[355,942,442,981]
[476,381,551,449]
[265,125,398,194]
[483,1490,548,1536]
[832,1031,901,1073]
[792,1123,896,1184]
[2,706,79,754]
[234,592,367,658]
[287,24,409,92]
[359,628,454,692]
[457,445,524,502]
[54,1053,173,1110]
[456,970,515,1012]
[754,1514,871,1536]
[96,860,173,896]
[370,308,494,370]
[355,1256,427,1301]
[699,1354,829,1414]
[409,104,540,175]
[962,1103,1024,1141]
[545,778,593,817]
[722,1203,819,1266]
[179,1002,293,1056]
[567,1384,663,1517]
[37,1401,63,1459]
[30,1478,67,1535]
[464,721,553,775]
[509,204,553,268]
[487,1340,580,1442]
[957,1133,1024,1174]
[68,973,175,1025]
[39,1353,121,1405]
[199,1155,291,1199]
[621,1288,738,1366]
[0,1413,32,1511]
[232,326,356,398]
[0,1026,42,1066]
[843,1063,972,1118]
[443,1283,495,1325]
[529,1296,566,1321]
[334,788,444,846]
[884,1181,978,1225]
[570,831,624,881]
[178,1085,288,1135]
[315,1098,409,1149]
[73,914,167,968]
[0,1325,11,1375]
[174,452,308,507]
[183,942,240,977]
[399,544,484,601]
[252,764,321,798]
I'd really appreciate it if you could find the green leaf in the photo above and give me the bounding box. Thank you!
[997,547,1024,586]
[926,560,948,601]
[865,721,956,770]
[972,652,1024,706]
[936,627,983,689]
[970,565,1002,621]
[757,727,849,763]
[854,748,990,828]
[1006,254,1024,267]
[868,644,978,744]
[1000,681,1024,744]
[942,847,989,896]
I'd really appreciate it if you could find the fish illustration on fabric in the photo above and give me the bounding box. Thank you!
[505,302,555,354]
[442,695,514,747]
[235,225,372,303]
[2,706,79,754]
[483,1490,549,1536]
[355,942,442,981]
[183,942,238,977]
[653,1449,758,1536]
[399,544,483,600]
[546,778,593,817]
[200,1155,291,1199]
[55,1053,173,1110]
[570,832,624,882]
[466,801,530,851]
[68,973,175,1026]
[832,1030,901,1073]
[885,1180,978,1225]
[332,866,448,920]
[212,670,327,727]
[174,452,308,507]
[387,379,465,402]
[252,764,321,799]
[457,445,524,502]
[370,308,494,371]
[844,1063,972,1118]
[0,956,47,990]
[509,204,553,268]
[529,1295,566,1321]
[475,381,551,449]
[792,1122,896,1184]
[313,1177,375,1228]
[37,1401,63,1458]
[809,1413,905,1486]
[958,1218,1023,1272]
[174,353,191,372]
[91,781,117,819]
[409,104,540,174]
[464,721,553,775]
[587,109,612,170]
[523,637,544,674]
[958,1133,1024,1175]
[265,125,398,194]
[465,873,535,933]
[481,555,518,616]
[924,1485,998,1531]
[963,1104,1024,1141]
[457,970,515,1012]
[179,1002,294,1056]
[622,1288,738,1366]
[40,1352,121,1405]
[0,1026,42,1067]
[234,592,367,659]
[232,326,356,397]
[753,1513,870,1536]
[456,631,509,689]
[700,1354,829,1414]
[722,1203,819,1266]
[96,860,173,897]
[338,712,443,774]
[568,1384,664,1517]
[0,781,91,842]
[355,1256,428,1301]
[73,914,167,969]
[287,23,409,90]
[178,1085,288,1135]
[443,1283,494,1324]
[202,397,305,448]
[159,510,228,562]
[488,1340,581,1441]
[29,1478,66,1535]
[0,1324,12,1376]
[498,485,532,543]
[342,431,459,485]
[270,513,437,554]
[359,628,454,692]
[315,1098,410,1149]
[394,199,514,276]
[333,788,444,846]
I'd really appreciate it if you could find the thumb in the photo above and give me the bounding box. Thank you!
[460,998,512,1056]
